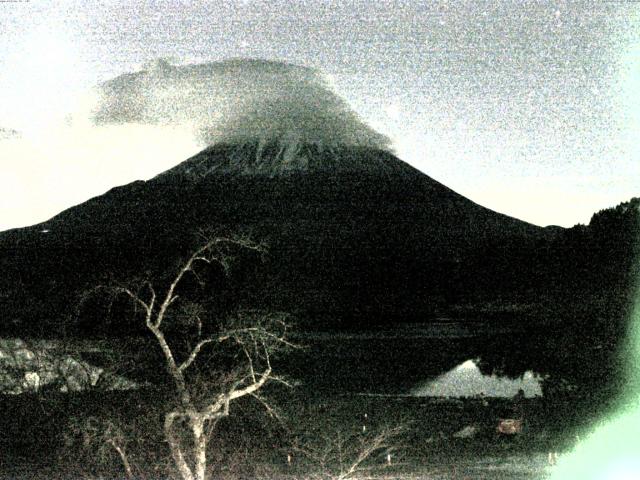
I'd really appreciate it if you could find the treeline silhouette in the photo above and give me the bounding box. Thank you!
[476,197,639,413]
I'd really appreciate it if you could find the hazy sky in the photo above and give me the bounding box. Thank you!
[1,0,639,230]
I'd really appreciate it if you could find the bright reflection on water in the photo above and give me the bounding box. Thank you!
[411,359,543,398]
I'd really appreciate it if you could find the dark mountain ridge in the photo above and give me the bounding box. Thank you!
[3,142,637,338]
[0,142,564,336]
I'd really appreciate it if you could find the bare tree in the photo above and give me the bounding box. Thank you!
[88,235,294,480]
[293,424,405,480]
[65,416,136,480]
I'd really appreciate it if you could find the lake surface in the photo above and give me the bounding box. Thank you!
[0,320,546,396]
[280,322,541,395]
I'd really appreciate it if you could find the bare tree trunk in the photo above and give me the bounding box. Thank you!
[165,412,195,480]
[192,415,208,480]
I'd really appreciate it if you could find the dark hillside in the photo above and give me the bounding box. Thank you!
[0,143,556,334]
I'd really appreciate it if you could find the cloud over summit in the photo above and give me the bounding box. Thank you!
[0,58,391,231]
[91,58,391,150]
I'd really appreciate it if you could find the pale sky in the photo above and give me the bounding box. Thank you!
[1,0,639,231]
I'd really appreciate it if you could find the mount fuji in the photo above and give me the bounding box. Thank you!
[0,138,557,334]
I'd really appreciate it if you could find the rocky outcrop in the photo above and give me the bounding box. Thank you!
[0,338,139,395]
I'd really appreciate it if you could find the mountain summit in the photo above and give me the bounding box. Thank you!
[157,141,408,178]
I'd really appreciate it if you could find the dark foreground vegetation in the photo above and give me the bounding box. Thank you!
[0,387,585,479]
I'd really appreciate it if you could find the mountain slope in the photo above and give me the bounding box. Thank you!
[0,143,557,334]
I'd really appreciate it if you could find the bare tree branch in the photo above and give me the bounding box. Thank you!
[178,338,216,373]
[249,392,286,423]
